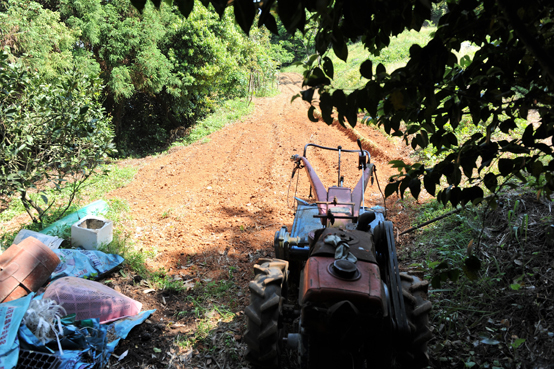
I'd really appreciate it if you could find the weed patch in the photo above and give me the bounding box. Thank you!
[408,192,554,367]
[169,99,254,149]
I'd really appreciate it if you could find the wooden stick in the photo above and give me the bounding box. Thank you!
[399,206,464,235]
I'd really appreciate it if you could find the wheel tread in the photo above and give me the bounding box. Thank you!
[398,274,432,369]
[413,301,432,317]
[399,272,414,282]
[245,259,287,369]
[259,320,278,340]
[410,281,429,294]
[245,305,262,326]
[249,281,265,297]
[261,293,280,311]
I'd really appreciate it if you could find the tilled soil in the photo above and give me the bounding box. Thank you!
[102,73,414,368]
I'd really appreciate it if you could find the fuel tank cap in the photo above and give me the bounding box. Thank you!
[328,259,361,281]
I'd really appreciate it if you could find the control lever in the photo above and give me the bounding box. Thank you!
[357,138,367,170]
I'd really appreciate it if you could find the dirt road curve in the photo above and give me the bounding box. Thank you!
[110,73,407,274]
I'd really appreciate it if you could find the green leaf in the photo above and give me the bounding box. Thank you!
[234,0,256,35]
[448,269,461,282]
[483,173,498,191]
[530,161,543,177]
[462,255,481,280]
[291,94,301,103]
[499,119,517,133]
[130,0,148,12]
[175,0,195,18]
[423,175,436,197]
[460,54,472,68]
[301,89,314,102]
[498,159,513,177]
[305,68,331,87]
[261,13,278,34]
[428,261,441,268]
[431,275,441,289]
[323,57,334,79]
[462,186,484,205]
[277,0,304,33]
[360,59,373,79]
[332,89,347,111]
[384,182,399,197]
[332,33,348,61]
[308,106,318,122]
[408,178,421,200]
[209,0,228,17]
[511,338,526,349]
[388,160,406,169]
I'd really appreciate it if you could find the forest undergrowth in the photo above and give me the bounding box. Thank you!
[403,192,554,368]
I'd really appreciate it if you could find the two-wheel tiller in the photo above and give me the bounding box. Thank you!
[245,141,432,369]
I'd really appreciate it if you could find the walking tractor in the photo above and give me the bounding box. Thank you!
[245,141,432,369]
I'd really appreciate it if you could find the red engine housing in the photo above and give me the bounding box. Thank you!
[298,227,386,316]
[299,256,385,315]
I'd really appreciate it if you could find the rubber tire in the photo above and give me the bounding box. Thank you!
[244,259,288,369]
[397,273,433,368]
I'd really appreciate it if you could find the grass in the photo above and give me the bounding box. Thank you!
[169,98,255,149]
[175,271,238,351]
[0,165,138,251]
[282,27,437,90]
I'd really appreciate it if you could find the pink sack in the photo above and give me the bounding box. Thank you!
[43,276,142,323]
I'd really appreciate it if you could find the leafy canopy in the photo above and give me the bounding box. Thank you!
[142,0,554,207]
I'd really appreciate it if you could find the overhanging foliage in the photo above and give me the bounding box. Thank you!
[149,0,554,207]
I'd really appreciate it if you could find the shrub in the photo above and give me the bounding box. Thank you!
[0,53,114,224]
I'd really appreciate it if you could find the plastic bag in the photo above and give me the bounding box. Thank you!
[43,277,142,323]
[18,309,155,369]
[52,249,124,281]
[0,293,34,369]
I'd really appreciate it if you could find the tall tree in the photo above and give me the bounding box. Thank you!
[0,0,96,78]
[56,0,279,152]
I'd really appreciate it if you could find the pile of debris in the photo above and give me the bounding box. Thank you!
[0,214,154,369]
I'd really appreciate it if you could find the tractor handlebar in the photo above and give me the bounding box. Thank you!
[302,143,370,161]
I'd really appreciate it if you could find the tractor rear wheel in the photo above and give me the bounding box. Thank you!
[397,273,433,368]
[244,259,288,369]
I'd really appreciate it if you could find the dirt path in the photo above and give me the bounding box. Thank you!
[106,73,412,368]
